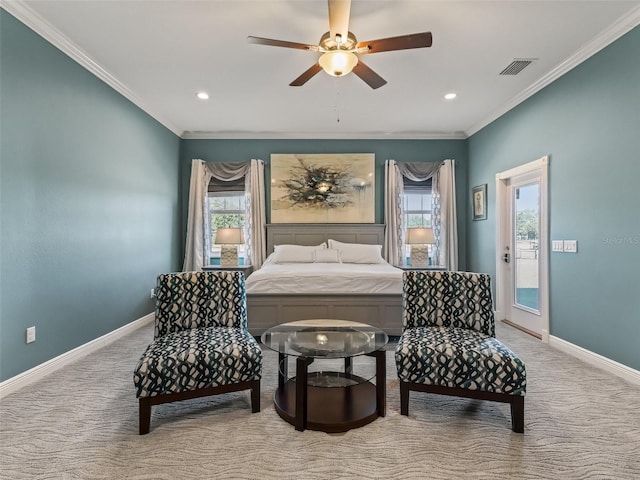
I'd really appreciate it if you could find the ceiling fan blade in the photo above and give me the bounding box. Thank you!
[328,0,351,42]
[247,36,314,51]
[357,32,433,54]
[352,61,387,89]
[290,63,323,87]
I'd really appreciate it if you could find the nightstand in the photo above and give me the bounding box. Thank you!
[202,265,254,277]
[398,265,447,271]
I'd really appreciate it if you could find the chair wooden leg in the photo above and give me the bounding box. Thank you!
[139,398,151,435]
[251,380,261,413]
[400,381,410,416]
[511,395,524,433]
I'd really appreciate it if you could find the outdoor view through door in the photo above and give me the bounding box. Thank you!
[514,183,540,311]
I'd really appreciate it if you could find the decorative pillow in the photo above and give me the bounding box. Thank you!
[313,249,341,263]
[272,243,327,263]
[328,240,384,264]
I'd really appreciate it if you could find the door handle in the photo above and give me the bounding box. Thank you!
[503,253,510,263]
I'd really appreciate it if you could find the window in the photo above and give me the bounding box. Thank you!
[403,178,432,228]
[207,191,246,265]
[403,178,433,263]
[404,191,432,228]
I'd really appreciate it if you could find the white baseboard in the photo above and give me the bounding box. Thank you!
[549,335,640,386]
[541,329,549,344]
[0,312,154,399]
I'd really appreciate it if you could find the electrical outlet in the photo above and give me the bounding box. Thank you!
[26,326,36,344]
[552,240,564,252]
[150,288,156,299]
[564,240,578,253]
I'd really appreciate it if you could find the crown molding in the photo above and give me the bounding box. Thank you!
[5,0,637,142]
[2,0,463,142]
[1,0,182,137]
[465,4,640,137]
[180,130,468,140]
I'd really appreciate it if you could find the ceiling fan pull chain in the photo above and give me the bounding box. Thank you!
[334,78,341,123]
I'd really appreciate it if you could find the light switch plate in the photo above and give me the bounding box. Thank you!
[552,240,564,252]
[564,240,578,253]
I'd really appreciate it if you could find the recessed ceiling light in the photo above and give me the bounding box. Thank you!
[196,92,209,100]
[444,93,457,100]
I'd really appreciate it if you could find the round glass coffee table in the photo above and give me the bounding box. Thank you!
[261,319,388,432]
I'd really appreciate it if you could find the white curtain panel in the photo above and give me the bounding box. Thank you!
[246,159,266,268]
[433,159,458,270]
[383,160,404,265]
[182,159,213,272]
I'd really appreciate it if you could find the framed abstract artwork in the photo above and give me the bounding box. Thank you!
[472,184,487,221]
[270,153,375,223]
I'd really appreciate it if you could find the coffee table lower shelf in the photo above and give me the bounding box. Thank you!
[273,372,380,433]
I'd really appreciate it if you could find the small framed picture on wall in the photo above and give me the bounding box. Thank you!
[472,184,487,221]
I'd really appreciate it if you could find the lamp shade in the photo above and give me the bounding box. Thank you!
[214,228,244,245]
[406,228,435,245]
[319,50,358,77]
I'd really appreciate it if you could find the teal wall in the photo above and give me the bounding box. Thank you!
[468,27,640,370]
[2,9,636,382]
[179,139,469,268]
[0,12,182,381]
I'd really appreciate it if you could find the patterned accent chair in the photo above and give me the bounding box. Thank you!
[133,271,262,434]
[395,271,527,432]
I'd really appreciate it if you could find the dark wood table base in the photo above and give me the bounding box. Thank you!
[273,350,386,432]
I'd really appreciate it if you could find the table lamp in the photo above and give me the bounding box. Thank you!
[406,227,434,268]
[214,228,244,266]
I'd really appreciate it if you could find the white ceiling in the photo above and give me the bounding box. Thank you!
[7,0,640,139]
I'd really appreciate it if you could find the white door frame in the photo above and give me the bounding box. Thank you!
[495,155,550,343]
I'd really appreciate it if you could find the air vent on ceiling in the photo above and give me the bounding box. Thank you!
[499,59,537,76]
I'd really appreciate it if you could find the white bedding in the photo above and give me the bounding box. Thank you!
[245,261,403,295]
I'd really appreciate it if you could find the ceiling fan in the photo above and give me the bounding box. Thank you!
[247,0,432,89]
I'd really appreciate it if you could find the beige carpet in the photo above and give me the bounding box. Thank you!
[1,321,639,480]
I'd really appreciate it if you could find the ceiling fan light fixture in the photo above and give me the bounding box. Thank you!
[319,50,358,77]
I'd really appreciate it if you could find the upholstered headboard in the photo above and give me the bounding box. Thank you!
[265,224,385,254]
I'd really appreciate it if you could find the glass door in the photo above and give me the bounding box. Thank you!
[508,176,542,334]
[513,182,540,312]
[496,156,549,342]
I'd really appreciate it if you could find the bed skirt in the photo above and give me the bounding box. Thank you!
[246,293,402,336]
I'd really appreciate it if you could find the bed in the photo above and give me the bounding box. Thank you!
[246,224,403,336]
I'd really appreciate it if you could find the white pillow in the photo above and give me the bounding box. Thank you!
[313,248,341,263]
[328,239,384,264]
[272,243,326,263]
